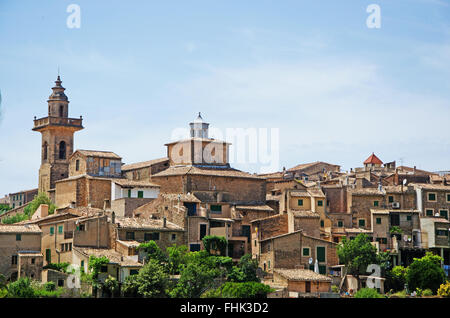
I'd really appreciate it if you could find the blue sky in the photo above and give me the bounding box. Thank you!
[0,0,449,195]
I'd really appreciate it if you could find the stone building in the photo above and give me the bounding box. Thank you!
[255,230,338,275]
[286,161,341,182]
[8,188,38,209]
[121,157,170,181]
[413,183,450,219]
[111,179,160,217]
[33,76,84,199]
[69,150,122,178]
[0,224,43,281]
[272,268,332,296]
[420,217,450,270]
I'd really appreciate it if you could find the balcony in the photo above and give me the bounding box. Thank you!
[33,116,83,131]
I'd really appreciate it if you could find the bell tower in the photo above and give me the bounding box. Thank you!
[33,76,84,198]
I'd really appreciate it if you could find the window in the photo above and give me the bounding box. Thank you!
[58,225,63,234]
[436,229,448,237]
[45,249,51,263]
[50,227,55,235]
[58,279,64,287]
[11,255,17,265]
[61,244,65,252]
[59,141,66,160]
[428,193,436,202]
[298,199,303,206]
[447,193,450,203]
[81,260,84,270]
[75,160,80,171]
[320,220,324,227]
[337,221,343,228]
[302,248,310,256]
[78,224,85,231]
[59,105,64,117]
[440,210,448,220]
[319,265,326,275]
[100,266,108,273]
[126,232,135,240]
[376,218,382,225]
[130,269,139,276]
[16,234,21,241]
[128,189,131,198]
[317,200,323,207]
[426,209,434,217]
[43,142,48,160]
[382,238,388,244]
[137,191,144,198]
[358,219,366,228]
[31,258,35,264]
[406,215,412,221]
[390,214,400,226]
[317,246,326,262]
[210,205,222,213]
[373,201,379,207]
[190,243,201,252]
[388,196,394,203]
[199,224,207,240]
[144,232,159,241]
[171,234,177,241]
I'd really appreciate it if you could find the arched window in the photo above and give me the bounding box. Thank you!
[43,142,48,160]
[59,105,64,117]
[59,141,66,159]
[75,159,80,171]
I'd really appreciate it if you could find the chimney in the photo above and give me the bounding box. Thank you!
[70,201,76,208]
[111,211,115,224]
[103,199,110,210]
[163,216,167,228]
[413,166,416,174]
[37,204,49,218]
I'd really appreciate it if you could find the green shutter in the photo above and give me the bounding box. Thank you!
[50,227,54,235]
[16,234,21,241]
[303,248,309,256]
[407,215,412,221]
[298,199,303,206]
[128,190,131,198]
[317,246,325,262]
[58,225,63,234]
[374,201,379,207]
[46,249,51,262]
[319,265,326,275]
[388,196,394,203]
[338,221,343,227]
[359,219,365,228]
[376,218,381,224]
[440,210,448,219]
[138,191,144,198]
[320,220,324,227]
[318,200,323,207]
[428,193,436,201]
[426,210,433,216]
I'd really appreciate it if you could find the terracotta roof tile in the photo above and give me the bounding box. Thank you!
[0,224,42,233]
[274,268,332,282]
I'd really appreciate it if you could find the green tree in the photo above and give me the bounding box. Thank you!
[202,235,228,256]
[6,277,36,298]
[138,240,167,263]
[228,254,260,283]
[406,252,446,293]
[167,244,189,275]
[1,192,57,224]
[121,274,140,298]
[337,234,379,276]
[134,259,170,298]
[385,266,407,292]
[103,275,120,297]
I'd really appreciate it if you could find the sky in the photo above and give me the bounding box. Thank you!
[0,0,449,195]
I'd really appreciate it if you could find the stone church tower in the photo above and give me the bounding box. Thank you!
[32,76,83,198]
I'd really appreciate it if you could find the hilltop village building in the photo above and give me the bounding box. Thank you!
[0,76,448,296]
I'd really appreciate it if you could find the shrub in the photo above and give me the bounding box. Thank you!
[385,266,407,292]
[437,281,450,298]
[406,252,446,293]
[219,282,273,298]
[43,262,70,273]
[44,281,56,292]
[6,277,36,298]
[422,289,433,297]
[389,290,407,298]
[354,288,384,298]
[331,285,340,293]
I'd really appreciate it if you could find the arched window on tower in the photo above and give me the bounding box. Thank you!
[59,141,66,159]
[59,105,64,117]
[43,142,48,161]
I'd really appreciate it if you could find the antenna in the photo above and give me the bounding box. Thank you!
[57,66,60,77]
